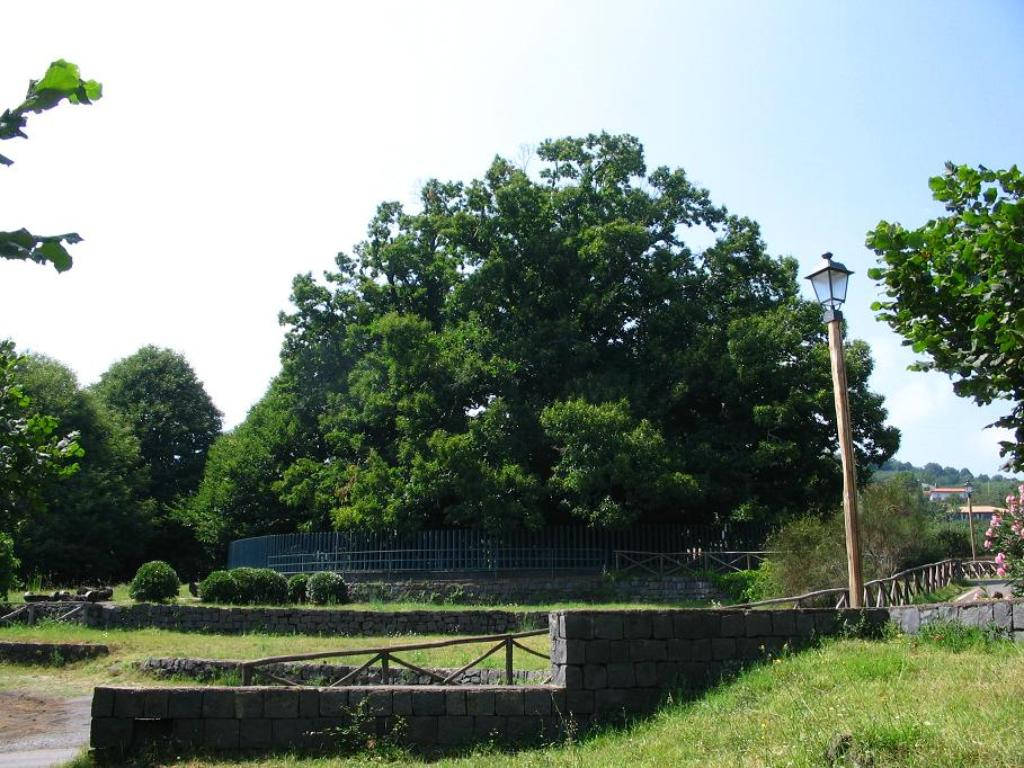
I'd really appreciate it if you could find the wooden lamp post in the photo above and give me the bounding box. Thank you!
[806,253,864,608]
[964,481,977,560]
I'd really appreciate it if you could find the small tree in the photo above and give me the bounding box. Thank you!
[128,560,180,603]
[867,164,1024,471]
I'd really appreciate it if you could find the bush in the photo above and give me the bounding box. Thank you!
[128,560,180,603]
[714,561,783,602]
[198,570,239,604]
[230,567,288,605]
[0,532,19,600]
[287,573,309,604]
[198,568,288,605]
[306,571,349,605]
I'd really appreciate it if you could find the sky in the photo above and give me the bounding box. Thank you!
[0,1,1021,476]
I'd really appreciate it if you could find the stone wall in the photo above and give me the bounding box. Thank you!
[138,657,547,686]
[548,607,890,717]
[91,685,567,752]
[75,603,546,636]
[90,602,1024,754]
[0,641,109,664]
[343,573,723,604]
[888,599,1023,640]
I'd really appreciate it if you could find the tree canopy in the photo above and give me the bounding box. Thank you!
[867,164,1024,471]
[15,356,152,583]
[93,346,222,506]
[192,133,898,543]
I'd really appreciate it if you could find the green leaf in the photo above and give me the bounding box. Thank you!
[36,240,72,271]
[33,60,81,95]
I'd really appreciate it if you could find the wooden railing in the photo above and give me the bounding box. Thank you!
[238,629,550,687]
[733,559,1000,610]
[614,550,774,577]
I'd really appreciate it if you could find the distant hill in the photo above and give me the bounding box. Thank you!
[873,460,1020,507]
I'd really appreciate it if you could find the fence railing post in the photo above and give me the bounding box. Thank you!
[505,636,514,685]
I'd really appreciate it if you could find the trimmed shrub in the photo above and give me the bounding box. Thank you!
[128,560,180,603]
[199,570,240,604]
[231,567,288,605]
[287,573,309,604]
[306,571,350,605]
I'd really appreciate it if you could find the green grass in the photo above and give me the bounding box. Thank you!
[0,622,550,697]
[909,583,970,605]
[55,630,1024,768]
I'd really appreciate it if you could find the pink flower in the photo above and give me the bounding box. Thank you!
[996,567,1007,577]
[983,540,992,550]
[985,528,994,538]
[995,552,1006,565]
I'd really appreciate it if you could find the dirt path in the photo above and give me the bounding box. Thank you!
[0,690,90,768]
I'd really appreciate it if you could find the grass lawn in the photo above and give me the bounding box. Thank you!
[0,622,551,697]
[58,629,1024,768]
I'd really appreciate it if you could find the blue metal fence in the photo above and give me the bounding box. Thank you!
[227,524,770,575]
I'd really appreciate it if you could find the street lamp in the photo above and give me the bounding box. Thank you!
[964,481,976,560]
[805,253,864,608]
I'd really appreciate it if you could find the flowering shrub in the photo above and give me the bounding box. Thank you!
[983,486,1024,595]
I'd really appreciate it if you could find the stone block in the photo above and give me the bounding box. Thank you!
[610,639,631,657]
[1013,602,1024,631]
[593,614,624,640]
[494,689,525,716]
[319,689,348,717]
[411,689,446,716]
[271,718,298,747]
[812,611,839,635]
[666,638,689,660]
[631,660,656,687]
[583,664,608,689]
[586,640,612,663]
[652,614,674,639]
[564,664,583,689]
[405,716,438,744]
[265,689,299,719]
[745,611,773,637]
[795,611,816,636]
[91,688,114,718]
[365,690,392,716]
[993,602,1013,630]
[90,717,133,749]
[299,689,320,718]
[239,718,272,748]
[234,690,263,719]
[563,612,592,639]
[606,662,635,688]
[655,661,680,686]
[623,612,653,639]
[550,637,567,664]
[465,689,495,716]
[506,715,542,742]
[113,689,143,719]
[473,715,506,738]
[771,610,796,636]
[712,638,736,660]
[167,689,203,719]
[565,688,595,714]
[445,690,466,715]
[738,638,764,659]
[594,688,630,713]
[204,719,239,750]
[524,689,552,716]
[720,612,746,637]
[437,715,474,745]
[672,612,703,639]
[203,689,236,719]
[143,689,169,719]
[171,718,203,746]
[691,638,712,661]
